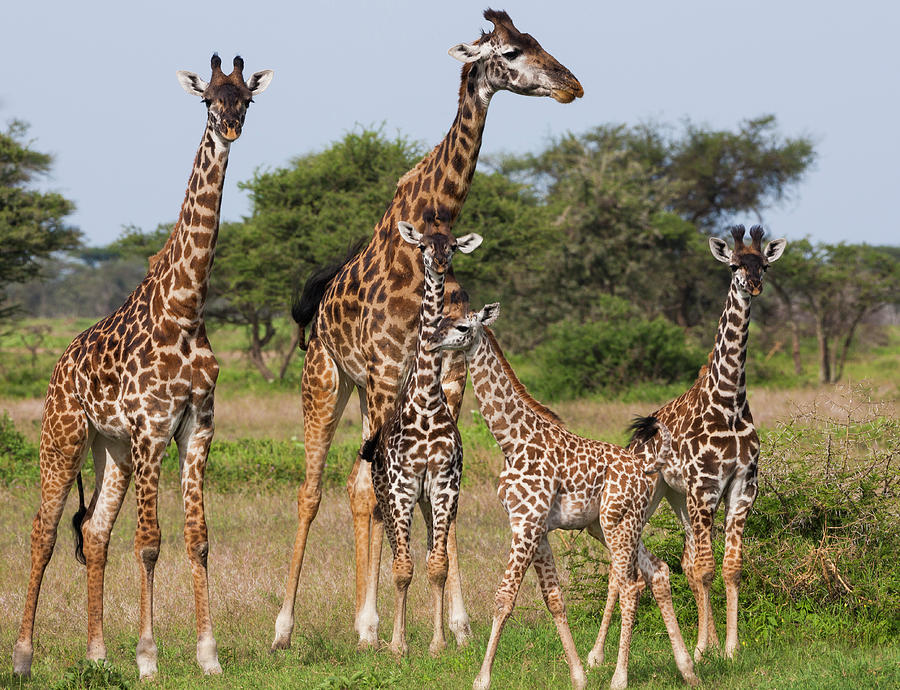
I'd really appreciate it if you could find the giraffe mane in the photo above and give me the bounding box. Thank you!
[484,328,566,428]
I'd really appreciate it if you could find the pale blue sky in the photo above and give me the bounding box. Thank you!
[2,1,897,247]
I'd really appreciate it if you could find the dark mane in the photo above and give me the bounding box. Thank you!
[484,328,566,428]
[292,238,367,349]
[627,415,659,446]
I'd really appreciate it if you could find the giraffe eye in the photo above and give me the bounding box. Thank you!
[730,265,739,272]
[456,325,470,333]
[502,49,521,60]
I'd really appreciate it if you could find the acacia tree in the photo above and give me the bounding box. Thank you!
[770,240,900,383]
[0,120,80,323]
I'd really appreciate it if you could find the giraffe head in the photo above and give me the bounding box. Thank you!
[427,303,500,354]
[709,225,786,296]
[176,54,273,143]
[397,219,483,276]
[448,9,583,105]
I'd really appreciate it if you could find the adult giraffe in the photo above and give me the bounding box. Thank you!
[12,55,273,680]
[273,9,583,650]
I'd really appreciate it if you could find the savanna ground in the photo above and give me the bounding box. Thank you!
[0,320,898,689]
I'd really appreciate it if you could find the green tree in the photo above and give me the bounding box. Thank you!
[770,240,900,383]
[211,128,424,380]
[0,120,80,323]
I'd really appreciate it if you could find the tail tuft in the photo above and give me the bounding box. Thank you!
[628,415,674,475]
[71,473,87,565]
[360,428,382,466]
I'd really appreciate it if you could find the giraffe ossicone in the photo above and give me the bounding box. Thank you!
[430,305,698,690]
[630,224,786,662]
[12,53,272,681]
[273,8,583,653]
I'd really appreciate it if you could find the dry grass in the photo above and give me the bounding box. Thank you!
[0,481,557,675]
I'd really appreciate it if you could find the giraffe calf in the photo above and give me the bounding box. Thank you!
[430,304,698,690]
[359,220,481,657]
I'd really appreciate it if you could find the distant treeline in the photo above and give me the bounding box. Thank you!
[4,119,899,389]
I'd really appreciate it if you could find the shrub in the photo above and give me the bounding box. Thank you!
[531,295,701,400]
[0,412,38,485]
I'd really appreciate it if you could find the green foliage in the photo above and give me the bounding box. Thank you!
[0,412,37,486]
[50,659,131,689]
[564,389,900,646]
[0,120,81,323]
[531,295,701,400]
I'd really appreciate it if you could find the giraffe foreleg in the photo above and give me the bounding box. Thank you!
[686,494,718,660]
[533,536,586,690]
[441,352,473,646]
[722,466,758,658]
[389,496,415,658]
[473,523,543,690]
[273,340,352,651]
[177,411,221,675]
[423,468,459,657]
[585,522,616,668]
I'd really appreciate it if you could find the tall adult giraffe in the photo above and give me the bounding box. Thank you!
[273,9,583,650]
[628,226,786,661]
[12,55,273,680]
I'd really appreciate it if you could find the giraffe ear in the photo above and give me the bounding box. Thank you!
[455,233,483,254]
[248,70,274,96]
[709,237,731,264]
[448,41,490,64]
[478,303,500,326]
[176,71,209,98]
[397,221,422,245]
[764,238,787,263]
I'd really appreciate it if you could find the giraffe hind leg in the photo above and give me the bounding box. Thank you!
[14,386,93,678]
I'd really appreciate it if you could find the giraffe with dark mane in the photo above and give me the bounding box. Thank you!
[272,9,583,650]
[12,54,273,680]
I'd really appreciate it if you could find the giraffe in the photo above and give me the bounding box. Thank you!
[273,9,583,651]
[11,55,273,680]
[359,220,482,657]
[430,305,698,690]
[626,225,786,661]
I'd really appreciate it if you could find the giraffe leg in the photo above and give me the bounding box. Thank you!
[585,522,616,668]
[357,497,384,650]
[533,536,586,690]
[177,407,221,675]
[125,434,166,680]
[82,450,132,663]
[441,352,472,646]
[473,525,543,690]
[602,529,642,690]
[722,468,758,659]
[389,501,414,658]
[423,471,458,658]
[273,339,352,650]
[668,492,710,660]
[636,541,698,685]
[685,494,718,661]
[13,390,92,677]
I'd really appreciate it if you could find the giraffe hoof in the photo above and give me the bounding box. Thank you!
[428,640,447,657]
[12,641,33,677]
[449,616,472,646]
[270,636,292,652]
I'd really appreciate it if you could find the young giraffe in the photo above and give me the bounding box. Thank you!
[431,306,698,690]
[359,220,482,657]
[12,55,273,680]
[274,9,583,651]
[627,225,786,661]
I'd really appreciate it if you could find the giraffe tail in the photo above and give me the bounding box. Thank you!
[628,415,674,475]
[71,472,87,565]
[360,427,382,467]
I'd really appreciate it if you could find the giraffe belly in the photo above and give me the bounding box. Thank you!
[546,493,600,531]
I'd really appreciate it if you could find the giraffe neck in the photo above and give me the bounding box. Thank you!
[705,280,752,411]
[468,329,549,456]
[153,123,230,328]
[376,62,491,252]
[406,267,446,416]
